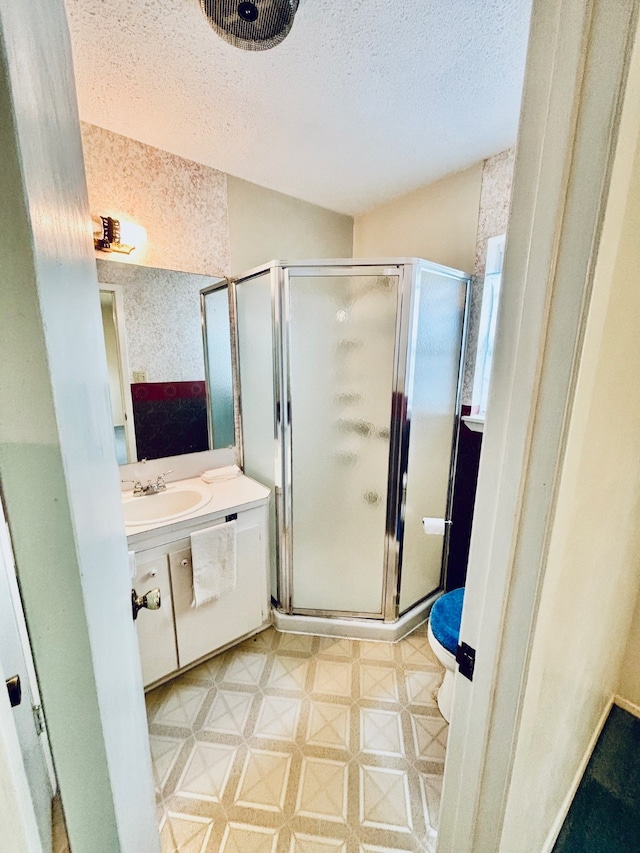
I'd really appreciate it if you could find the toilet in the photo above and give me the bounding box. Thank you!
[427,587,465,723]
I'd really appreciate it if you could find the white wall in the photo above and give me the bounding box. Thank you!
[500,109,640,852]
[227,175,353,275]
[619,591,640,706]
[353,163,483,272]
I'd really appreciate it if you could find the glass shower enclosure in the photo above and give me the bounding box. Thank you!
[208,259,468,626]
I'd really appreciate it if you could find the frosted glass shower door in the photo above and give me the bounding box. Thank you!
[399,268,467,612]
[235,272,279,598]
[287,272,399,615]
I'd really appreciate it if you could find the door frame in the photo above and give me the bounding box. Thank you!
[280,261,406,620]
[438,0,640,850]
[0,1,159,850]
[3,0,639,850]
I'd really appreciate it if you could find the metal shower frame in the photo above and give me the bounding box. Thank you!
[204,258,470,624]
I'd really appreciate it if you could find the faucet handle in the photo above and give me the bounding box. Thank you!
[121,478,144,496]
[154,470,173,491]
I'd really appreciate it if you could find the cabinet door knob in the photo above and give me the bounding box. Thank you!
[148,569,157,578]
[180,558,189,567]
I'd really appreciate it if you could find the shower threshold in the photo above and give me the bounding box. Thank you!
[272,591,440,643]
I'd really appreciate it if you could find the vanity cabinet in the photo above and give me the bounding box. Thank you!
[133,551,178,686]
[168,508,265,668]
[127,477,270,688]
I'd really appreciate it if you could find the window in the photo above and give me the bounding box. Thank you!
[470,233,506,420]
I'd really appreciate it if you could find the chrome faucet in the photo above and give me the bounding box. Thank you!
[122,470,173,497]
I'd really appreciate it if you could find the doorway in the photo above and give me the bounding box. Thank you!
[1,0,638,850]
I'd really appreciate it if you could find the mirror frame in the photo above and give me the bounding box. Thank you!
[97,259,238,466]
[100,283,137,462]
[200,278,244,468]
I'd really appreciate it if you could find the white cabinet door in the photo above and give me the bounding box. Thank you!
[0,506,53,850]
[170,509,267,668]
[133,553,177,686]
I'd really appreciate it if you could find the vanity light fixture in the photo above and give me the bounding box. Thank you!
[92,215,146,255]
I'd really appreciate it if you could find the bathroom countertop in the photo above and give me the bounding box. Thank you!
[124,474,270,546]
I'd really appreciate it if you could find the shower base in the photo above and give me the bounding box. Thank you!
[272,591,440,643]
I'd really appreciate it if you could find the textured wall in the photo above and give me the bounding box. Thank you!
[81,122,231,276]
[474,149,516,280]
[462,148,516,404]
[96,259,218,383]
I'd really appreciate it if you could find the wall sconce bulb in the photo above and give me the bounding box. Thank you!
[92,215,145,255]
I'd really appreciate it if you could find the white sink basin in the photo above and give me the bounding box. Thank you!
[123,486,211,527]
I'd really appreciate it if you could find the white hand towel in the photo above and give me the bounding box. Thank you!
[201,465,241,483]
[190,521,237,608]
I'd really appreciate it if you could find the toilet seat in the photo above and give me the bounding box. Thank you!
[427,587,465,723]
[430,587,464,654]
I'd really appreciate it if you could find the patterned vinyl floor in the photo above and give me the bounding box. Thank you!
[147,624,447,853]
[52,792,70,853]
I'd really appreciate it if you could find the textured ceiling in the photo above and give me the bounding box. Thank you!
[65,0,532,215]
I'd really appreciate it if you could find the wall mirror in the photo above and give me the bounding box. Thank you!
[97,259,235,464]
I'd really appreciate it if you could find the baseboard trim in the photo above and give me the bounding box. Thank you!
[540,696,614,853]
[614,693,640,719]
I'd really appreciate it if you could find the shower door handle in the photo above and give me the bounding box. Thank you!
[276,400,291,426]
[277,400,291,424]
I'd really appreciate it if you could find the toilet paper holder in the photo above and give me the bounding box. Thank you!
[422,517,452,535]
